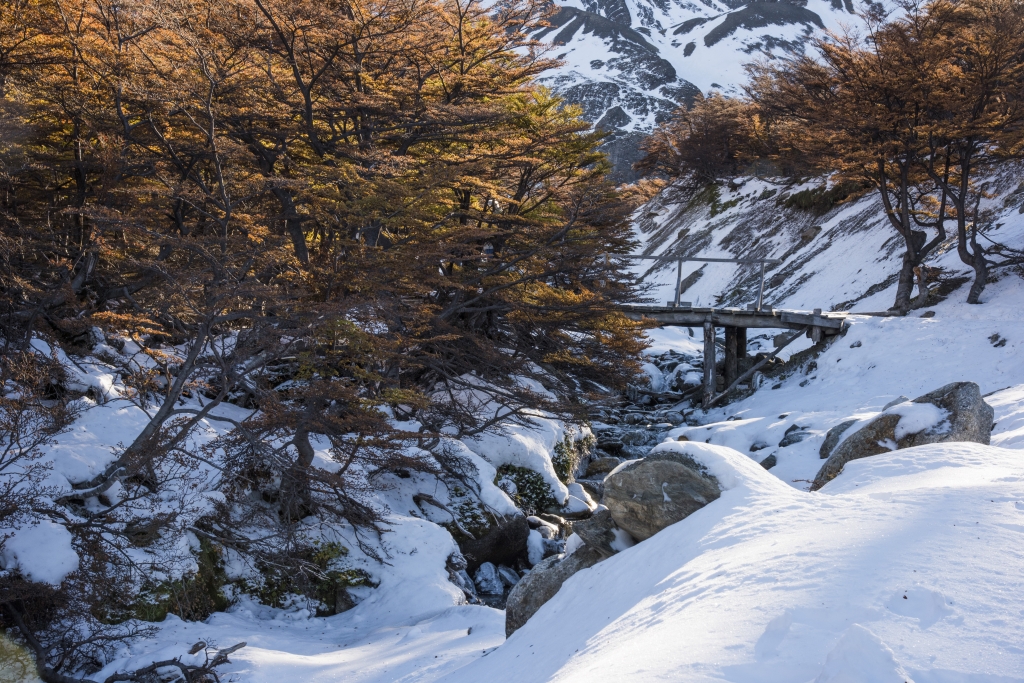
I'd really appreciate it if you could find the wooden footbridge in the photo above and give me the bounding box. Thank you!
[616,254,848,409]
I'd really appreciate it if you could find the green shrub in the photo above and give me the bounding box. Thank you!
[494,464,559,515]
[235,541,374,616]
[132,537,230,623]
[782,182,863,215]
[440,487,493,539]
[688,183,742,217]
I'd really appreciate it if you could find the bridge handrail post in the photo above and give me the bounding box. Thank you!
[674,258,682,307]
[756,260,766,312]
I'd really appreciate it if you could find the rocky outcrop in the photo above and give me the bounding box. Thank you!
[603,451,722,541]
[505,545,604,637]
[812,382,994,490]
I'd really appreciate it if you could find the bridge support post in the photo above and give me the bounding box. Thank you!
[702,321,716,408]
[724,326,744,388]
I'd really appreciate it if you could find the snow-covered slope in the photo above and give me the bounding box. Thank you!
[627,172,1024,313]
[432,173,1024,682]
[537,0,867,178]
[446,440,1024,682]
[13,174,1024,680]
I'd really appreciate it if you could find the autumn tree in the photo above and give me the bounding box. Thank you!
[916,0,1024,303]
[747,0,1024,310]
[0,0,644,671]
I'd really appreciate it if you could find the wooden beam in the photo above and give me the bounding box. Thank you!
[619,306,846,331]
[702,321,716,409]
[705,326,809,409]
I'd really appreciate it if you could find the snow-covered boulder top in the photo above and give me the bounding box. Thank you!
[645,439,793,496]
[813,381,994,490]
[447,442,1024,682]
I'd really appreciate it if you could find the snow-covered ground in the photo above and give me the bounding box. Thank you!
[10,175,1024,682]
[661,277,1024,490]
[447,440,1024,682]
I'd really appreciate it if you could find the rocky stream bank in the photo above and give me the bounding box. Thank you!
[446,337,996,639]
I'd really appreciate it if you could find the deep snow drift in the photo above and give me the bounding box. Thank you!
[447,441,1024,682]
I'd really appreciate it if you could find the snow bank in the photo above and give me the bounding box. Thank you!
[462,417,572,504]
[1,520,78,585]
[647,440,791,495]
[659,271,1024,490]
[447,442,1024,682]
[989,384,1024,449]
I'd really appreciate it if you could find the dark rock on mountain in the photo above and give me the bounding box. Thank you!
[703,2,824,47]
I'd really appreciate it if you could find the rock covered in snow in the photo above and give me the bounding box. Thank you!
[504,544,604,637]
[526,527,563,566]
[813,382,994,490]
[603,451,722,541]
[560,482,597,520]
[473,562,504,596]
[497,565,520,588]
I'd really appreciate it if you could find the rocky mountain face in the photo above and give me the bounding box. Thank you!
[534,0,868,180]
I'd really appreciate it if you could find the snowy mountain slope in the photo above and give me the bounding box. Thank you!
[444,441,1024,682]
[619,168,1024,490]
[536,0,867,177]
[626,170,1024,312]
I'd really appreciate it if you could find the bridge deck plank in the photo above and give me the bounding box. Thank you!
[619,305,847,332]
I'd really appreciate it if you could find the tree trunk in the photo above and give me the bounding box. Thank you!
[966,248,987,305]
[891,254,916,314]
[282,426,316,521]
[273,188,309,264]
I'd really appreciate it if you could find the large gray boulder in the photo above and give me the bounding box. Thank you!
[602,452,722,541]
[819,420,857,459]
[505,545,603,637]
[812,382,993,490]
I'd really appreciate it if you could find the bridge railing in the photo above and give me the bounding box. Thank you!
[612,254,783,311]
